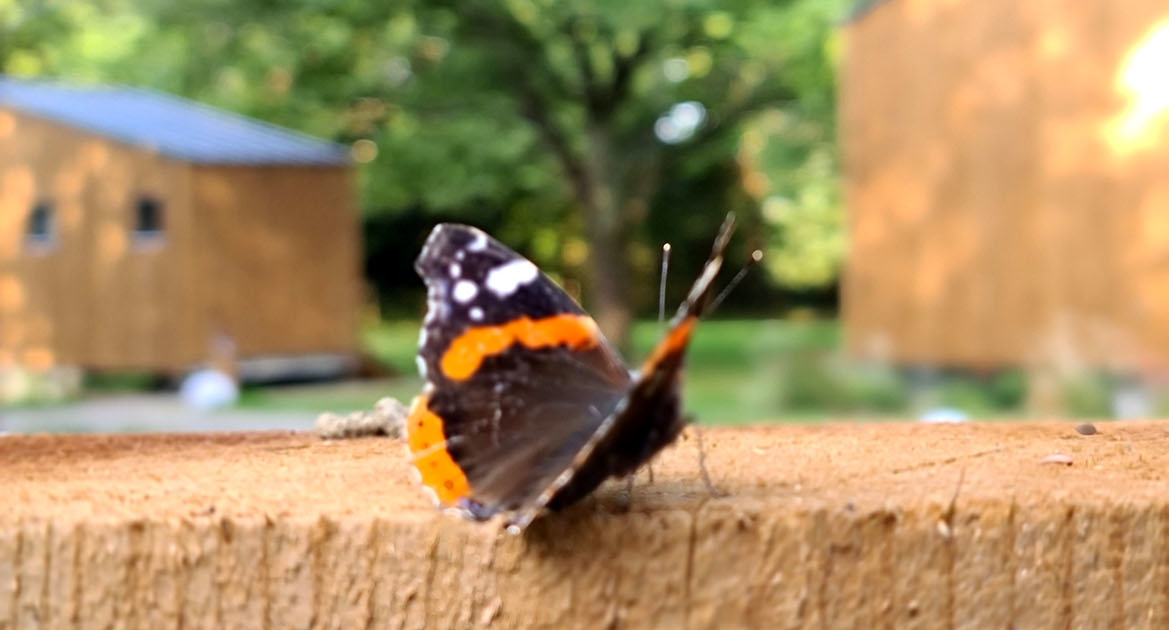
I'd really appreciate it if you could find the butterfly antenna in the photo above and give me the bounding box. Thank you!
[675,212,737,322]
[658,243,671,328]
[708,249,764,315]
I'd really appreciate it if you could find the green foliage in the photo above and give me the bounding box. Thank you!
[771,355,908,415]
[358,319,420,375]
[2,0,852,318]
[737,0,849,289]
[986,370,1028,409]
[1060,375,1113,419]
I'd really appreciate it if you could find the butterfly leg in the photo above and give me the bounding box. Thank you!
[620,475,636,512]
[692,424,724,498]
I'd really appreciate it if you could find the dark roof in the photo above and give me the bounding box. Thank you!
[0,76,349,166]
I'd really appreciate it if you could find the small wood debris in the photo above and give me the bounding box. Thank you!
[315,397,407,439]
[1074,423,1098,436]
[1040,453,1073,466]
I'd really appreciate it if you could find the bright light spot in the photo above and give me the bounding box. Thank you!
[686,47,713,78]
[703,12,734,39]
[663,57,689,83]
[1105,18,1169,155]
[384,56,412,86]
[351,139,378,163]
[761,196,792,222]
[671,101,705,129]
[654,118,682,144]
[654,101,707,144]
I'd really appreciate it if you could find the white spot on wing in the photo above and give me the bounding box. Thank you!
[468,230,488,251]
[415,355,427,378]
[449,263,461,278]
[470,306,484,321]
[486,259,539,297]
[453,280,479,303]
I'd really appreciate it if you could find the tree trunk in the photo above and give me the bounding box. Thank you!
[582,122,632,350]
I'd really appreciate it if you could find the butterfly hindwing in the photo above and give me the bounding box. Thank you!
[506,214,736,532]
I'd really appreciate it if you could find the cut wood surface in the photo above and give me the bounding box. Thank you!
[1,422,1168,629]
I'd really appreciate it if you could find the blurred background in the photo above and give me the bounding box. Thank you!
[1,0,1168,431]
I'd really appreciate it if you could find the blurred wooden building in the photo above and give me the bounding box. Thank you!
[841,1,1169,370]
[0,76,362,379]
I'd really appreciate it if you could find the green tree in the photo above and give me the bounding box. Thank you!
[0,1,78,73]
[388,0,843,345]
[3,0,849,343]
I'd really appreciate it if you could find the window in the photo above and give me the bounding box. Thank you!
[25,202,54,249]
[134,196,164,241]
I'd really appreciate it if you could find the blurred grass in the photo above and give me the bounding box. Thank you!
[359,320,423,376]
[236,377,423,413]
[80,318,1147,422]
[632,318,841,424]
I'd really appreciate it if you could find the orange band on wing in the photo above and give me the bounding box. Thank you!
[406,394,471,504]
[640,316,696,373]
[440,314,600,381]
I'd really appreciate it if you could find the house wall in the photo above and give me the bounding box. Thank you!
[841,0,1169,369]
[0,108,359,373]
[0,108,197,371]
[190,165,361,361]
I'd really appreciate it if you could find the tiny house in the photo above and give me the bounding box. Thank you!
[0,76,362,378]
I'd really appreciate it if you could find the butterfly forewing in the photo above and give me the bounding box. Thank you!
[409,224,632,518]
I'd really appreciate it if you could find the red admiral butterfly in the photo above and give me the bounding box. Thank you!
[406,214,737,533]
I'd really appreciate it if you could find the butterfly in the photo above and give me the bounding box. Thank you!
[406,214,737,533]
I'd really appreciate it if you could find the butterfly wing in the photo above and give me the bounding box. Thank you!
[407,224,633,520]
[505,214,737,532]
